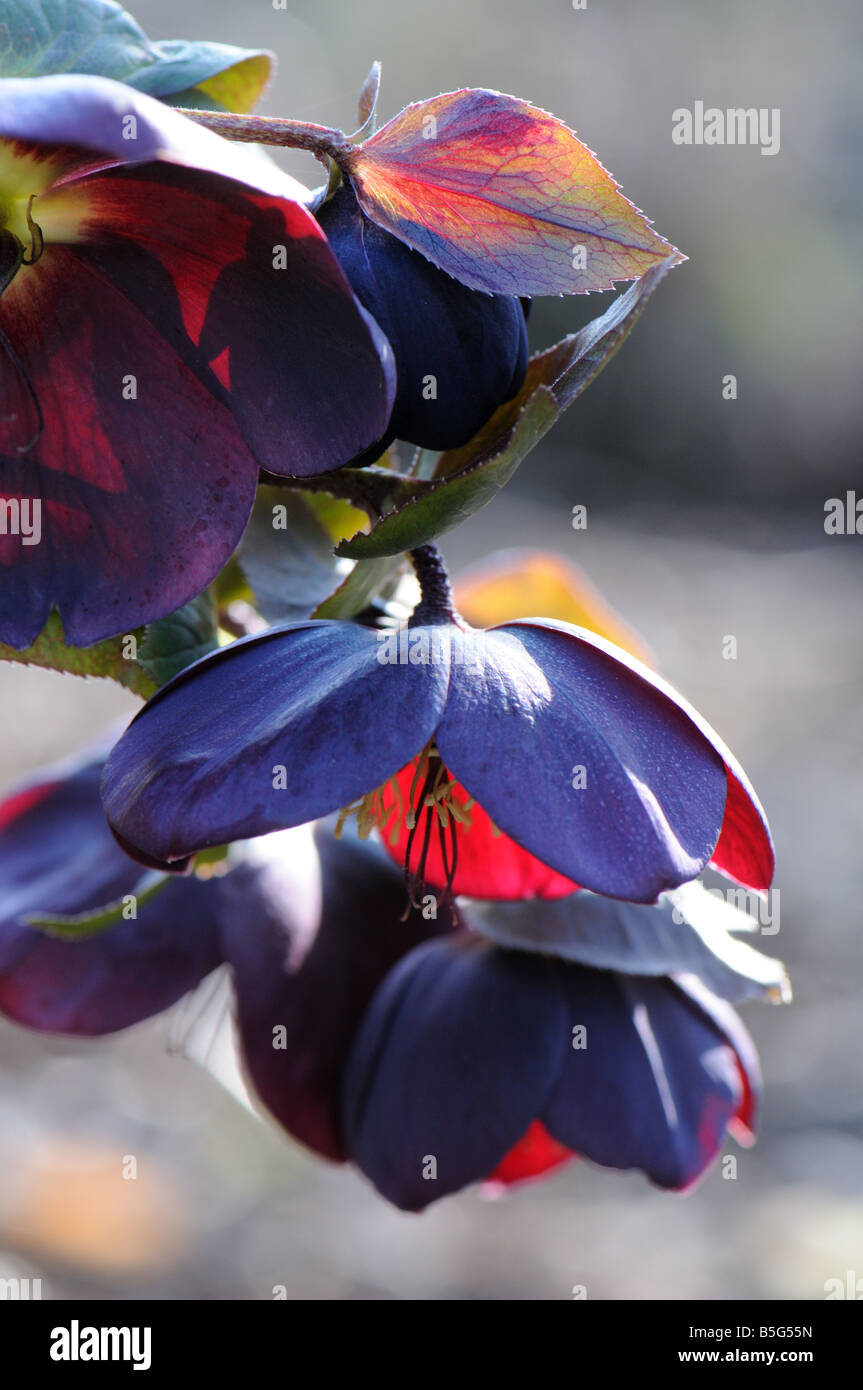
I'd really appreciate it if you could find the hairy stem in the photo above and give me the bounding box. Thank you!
[175,108,354,170]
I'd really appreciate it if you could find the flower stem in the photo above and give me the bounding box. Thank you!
[409,545,458,624]
[176,108,353,170]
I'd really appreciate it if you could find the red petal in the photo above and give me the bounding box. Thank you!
[711,766,774,892]
[485,1120,574,1187]
[0,781,56,833]
[376,759,579,900]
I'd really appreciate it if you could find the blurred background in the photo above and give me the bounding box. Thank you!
[0,0,860,1299]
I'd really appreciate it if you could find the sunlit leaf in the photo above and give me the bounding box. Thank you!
[337,388,557,559]
[344,89,681,295]
[0,611,154,697]
[139,593,218,687]
[0,0,272,111]
[312,555,405,620]
[24,868,169,939]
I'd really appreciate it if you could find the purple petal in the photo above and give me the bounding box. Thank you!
[436,621,728,902]
[0,755,222,1034]
[219,825,445,1160]
[342,934,564,1210]
[101,622,450,868]
[540,971,751,1189]
[0,75,311,202]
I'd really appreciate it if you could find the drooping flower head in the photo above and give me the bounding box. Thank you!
[0,74,395,647]
[0,753,783,1209]
[101,545,772,906]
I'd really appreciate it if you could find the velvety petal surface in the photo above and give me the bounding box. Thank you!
[102,622,451,868]
[0,243,258,646]
[540,971,752,1189]
[81,165,395,478]
[0,755,222,1033]
[220,825,447,1160]
[342,934,565,1210]
[435,620,730,902]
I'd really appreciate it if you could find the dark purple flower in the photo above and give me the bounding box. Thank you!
[342,933,759,1210]
[0,752,221,1033]
[0,75,395,647]
[316,183,528,456]
[101,600,773,904]
[0,758,769,1211]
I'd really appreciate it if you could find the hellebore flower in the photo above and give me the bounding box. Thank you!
[0,760,774,1210]
[316,184,528,455]
[0,752,221,1032]
[101,549,773,905]
[0,75,395,648]
[342,933,760,1210]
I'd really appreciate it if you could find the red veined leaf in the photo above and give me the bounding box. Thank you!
[343,88,682,296]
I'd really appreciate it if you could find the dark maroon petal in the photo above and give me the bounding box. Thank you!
[0,754,222,1034]
[101,622,450,868]
[219,825,446,1160]
[0,77,395,645]
[342,934,564,1210]
[76,165,395,477]
[0,244,258,647]
[540,971,752,1189]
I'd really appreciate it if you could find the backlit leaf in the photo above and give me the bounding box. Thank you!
[344,89,681,295]
[0,611,154,697]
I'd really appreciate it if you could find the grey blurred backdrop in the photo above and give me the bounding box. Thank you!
[0,0,860,1300]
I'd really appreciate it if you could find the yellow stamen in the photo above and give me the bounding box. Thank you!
[20,194,43,265]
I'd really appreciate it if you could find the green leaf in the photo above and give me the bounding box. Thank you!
[337,261,674,560]
[139,592,219,687]
[0,0,272,111]
[239,489,346,625]
[338,389,557,560]
[24,869,169,939]
[313,555,406,620]
[0,611,155,697]
[240,487,407,625]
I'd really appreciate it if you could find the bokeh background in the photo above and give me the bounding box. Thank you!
[0,0,861,1300]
